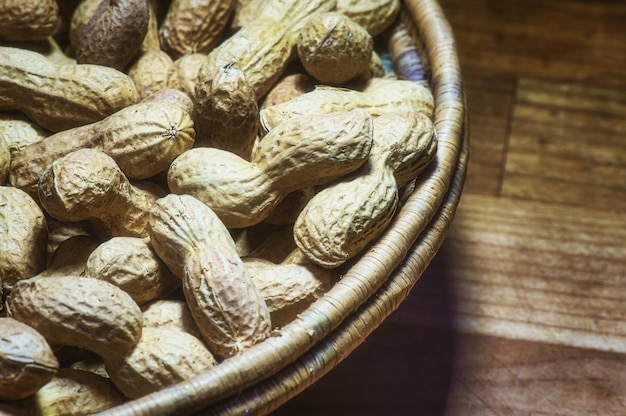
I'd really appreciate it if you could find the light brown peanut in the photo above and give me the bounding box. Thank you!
[0,0,59,41]
[294,111,437,267]
[6,275,143,362]
[260,72,315,111]
[174,53,207,100]
[296,12,373,84]
[0,318,59,401]
[38,148,167,239]
[244,253,336,327]
[148,194,272,359]
[9,100,194,197]
[141,299,202,339]
[85,236,180,305]
[194,0,336,103]
[76,0,150,71]
[193,64,259,159]
[259,76,434,132]
[0,46,139,133]
[0,186,48,292]
[337,0,400,36]
[160,0,235,58]
[168,109,373,228]
[127,49,183,99]
[0,112,48,159]
[104,327,217,398]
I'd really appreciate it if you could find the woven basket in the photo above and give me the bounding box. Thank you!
[100,0,468,414]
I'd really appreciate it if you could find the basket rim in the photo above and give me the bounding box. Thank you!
[98,0,467,414]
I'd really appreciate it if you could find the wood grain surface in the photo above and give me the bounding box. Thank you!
[273,0,626,414]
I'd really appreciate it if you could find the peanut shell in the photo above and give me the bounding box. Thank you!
[7,275,143,361]
[0,0,59,41]
[0,318,59,401]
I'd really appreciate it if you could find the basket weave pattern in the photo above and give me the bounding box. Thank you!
[100,0,468,414]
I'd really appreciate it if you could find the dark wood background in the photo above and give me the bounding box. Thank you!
[273,0,626,414]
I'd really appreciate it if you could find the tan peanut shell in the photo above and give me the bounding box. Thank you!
[193,64,259,159]
[168,109,374,228]
[0,0,59,41]
[36,235,99,279]
[68,0,102,56]
[0,186,48,292]
[244,256,336,327]
[127,50,183,100]
[30,368,125,415]
[0,112,48,159]
[195,0,336,101]
[140,88,196,122]
[182,245,272,359]
[147,193,272,359]
[0,318,59,401]
[141,299,202,339]
[297,12,373,84]
[260,72,315,110]
[160,0,235,58]
[85,236,180,305]
[0,46,139,133]
[337,0,401,36]
[294,111,437,268]
[259,77,434,132]
[174,53,207,100]
[38,148,166,239]
[7,275,143,361]
[76,0,150,70]
[104,327,217,398]
[9,100,194,196]
[140,2,161,53]
[147,193,237,278]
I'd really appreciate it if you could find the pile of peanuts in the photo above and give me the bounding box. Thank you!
[0,0,437,413]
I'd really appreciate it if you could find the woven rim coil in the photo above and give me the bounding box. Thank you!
[100,0,468,414]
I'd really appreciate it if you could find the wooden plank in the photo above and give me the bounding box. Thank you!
[438,0,626,88]
[461,69,515,195]
[502,78,626,210]
[397,194,626,353]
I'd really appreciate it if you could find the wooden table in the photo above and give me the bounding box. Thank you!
[274,0,626,414]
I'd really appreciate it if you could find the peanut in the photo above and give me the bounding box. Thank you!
[0,317,59,401]
[194,0,336,102]
[294,111,437,267]
[0,46,139,133]
[141,299,202,339]
[174,53,207,100]
[147,194,272,359]
[168,109,373,228]
[68,0,102,56]
[0,186,48,292]
[127,49,183,100]
[104,327,217,398]
[259,76,434,132]
[159,0,235,59]
[0,0,59,42]
[337,0,401,36]
[76,0,150,71]
[8,100,194,197]
[37,235,99,278]
[260,72,315,110]
[0,112,48,159]
[296,12,373,84]
[38,148,167,239]
[244,253,336,327]
[193,64,259,159]
[7,368,127,415]
[6,275,143,361]
[85,236,180,305]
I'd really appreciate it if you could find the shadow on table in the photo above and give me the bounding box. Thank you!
[272,240,460,416]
